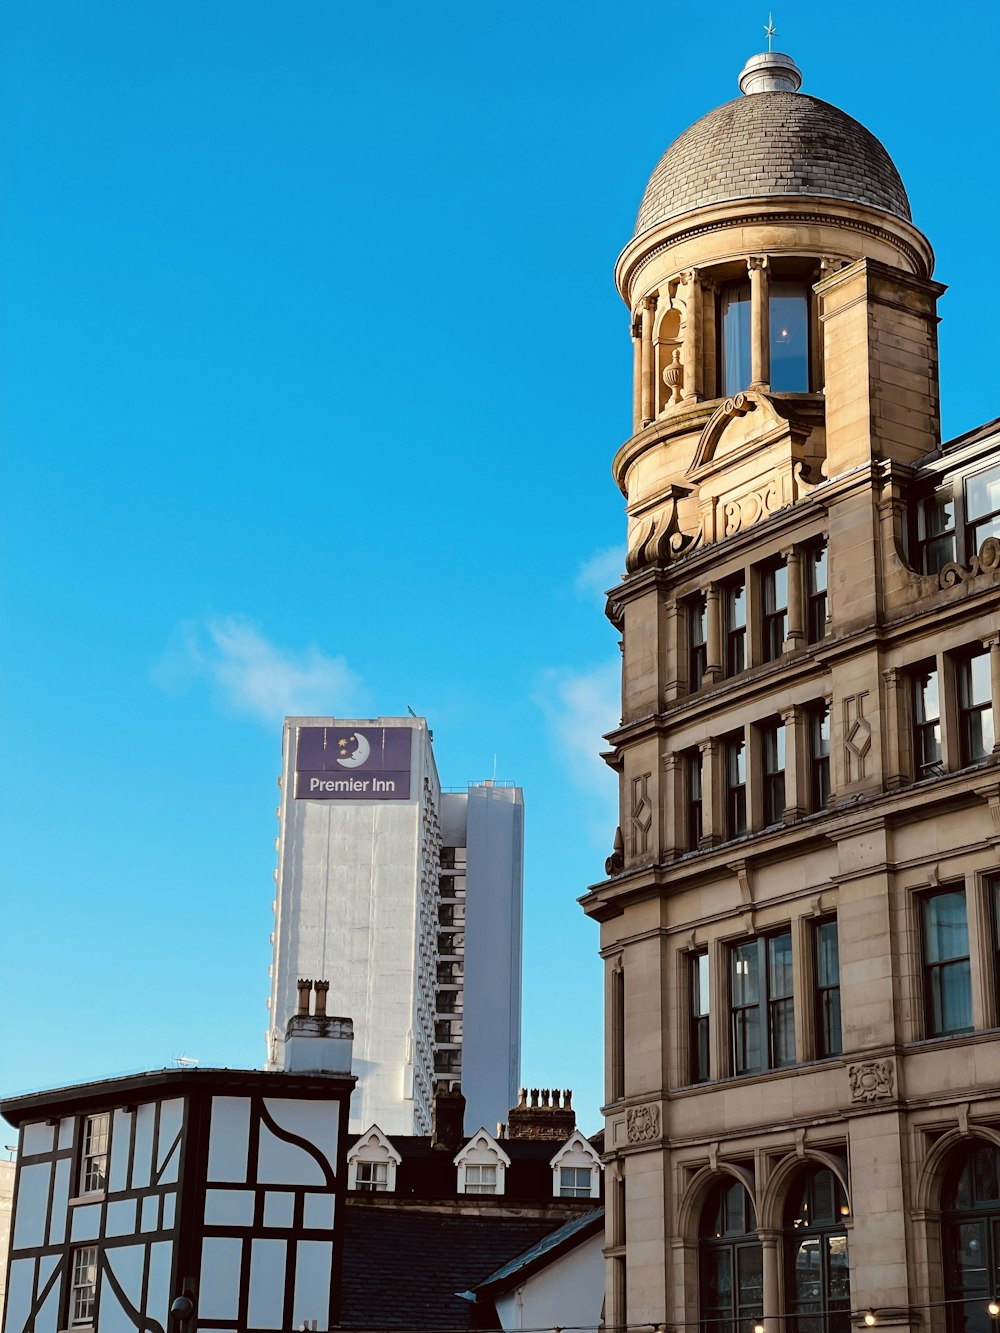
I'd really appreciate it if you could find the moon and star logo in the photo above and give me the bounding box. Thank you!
[335,732,371,769]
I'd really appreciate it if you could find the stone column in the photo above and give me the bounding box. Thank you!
[760,1228,781,1333]
[662,752,682,859]
[748,255,770,389]
[682,269,703,400]
[640,295,656,426]
[705,584,723,684]
[881,667,907,787]
[781,705,805,819]
[783,546,805,649]
[987,636,1000,753]
[699,738,721,847]
[632,316,642,434]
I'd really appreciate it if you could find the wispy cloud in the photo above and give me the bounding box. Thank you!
[574,545,625,600]
[152,616,365,723]
[535,659,620,845]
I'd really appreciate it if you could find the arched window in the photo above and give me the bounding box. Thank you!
[942,1142,1000,1333]
[700,1178,762,1333]
[783,1166,850,1333]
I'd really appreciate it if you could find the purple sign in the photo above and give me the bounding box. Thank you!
[294,727,412,800]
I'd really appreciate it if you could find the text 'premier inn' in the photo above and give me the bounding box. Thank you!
[294,726,412,801]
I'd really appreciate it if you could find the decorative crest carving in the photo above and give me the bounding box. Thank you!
[626,1103,661,1143]
[848,1059,894,1103]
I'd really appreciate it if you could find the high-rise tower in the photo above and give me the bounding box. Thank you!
[267,716,523,1136]
[583,48,1000,1333]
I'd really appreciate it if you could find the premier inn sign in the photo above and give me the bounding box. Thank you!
[294,726,412,801]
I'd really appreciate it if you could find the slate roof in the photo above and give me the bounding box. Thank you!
[339,1203,566,1329]
[635,91,910,236]
[472,1206,605,1296]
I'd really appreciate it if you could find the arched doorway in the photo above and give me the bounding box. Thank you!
[942,1141,1000,1333]
[700,1177,763,1333]
[783,1165,850,1333]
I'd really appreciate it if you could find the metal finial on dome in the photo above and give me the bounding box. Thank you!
[739,46,802,95]
[764,13,776,52]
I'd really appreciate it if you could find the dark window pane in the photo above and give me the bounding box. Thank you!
[721,284,752,395]
[770,284,810,392]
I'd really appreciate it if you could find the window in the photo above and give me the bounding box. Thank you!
[965,464,1000,556]
[958,651,995,765]
[730,931,794,1075]
[941,1142,1000,1333]
[70,1245,98,1326]
[355,1161,388,1192]
[806,543,828,643]
[699,1179,762,1333]
[560,1166,594,1197]
[916,490,956,574]
[435,1018,462,1044]
[436,989,463,1014]
[434,1048,461,1075]
[720,283,752,395]
[784,1167,850,1333]
[769,282,810,392]
[724,577,747,675]
[725,734,747,839]
[911,664,943,778]
[436,960,463,984]
[687,749,704,850]
[690,950,710,1084]
[612,966,625,1101]
[808,702,831,811]
[761,559,788,662]
[922,888,972,1037]
[437,932,464,956]
[687,593,708,692]
[80,1113,109,1195]
[814,918,842,1058]
[438,902,465,926]
[464,1164,497,1195]
[761,720,786,826]
[439,874,456,895]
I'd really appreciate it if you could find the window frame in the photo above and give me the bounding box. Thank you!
[689,949,710,1085]
[464,1163,498,1195]
[956,649,995,766]
[79,1113,109,1197]
[355,1161,389,1192]
[805,541,828,644]
[729,929,795,1076]
[760,719,786,827]
[813,917,842,1059]
[808,701,831,811]
[687,592,708,693]
[559,1166,595,1198]
[686,748,704,851]
[724,575,747,676]
[724,733,747,840]
[69,1244,99,1327]
[760,558,788,663]
[920,886,973,1039]
[910,662,944,779]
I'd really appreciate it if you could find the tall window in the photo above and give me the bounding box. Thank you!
[784,1167,850,1333]
[806,543,828,643]
[942,1142,1000,1333]
[355,1162,388,1192]
[690,950,710,1084]
[958,651,995,765]
[80,1113,109,1195]
[688,593,708,692]
[699,1179,762,1333]
[916,490,956,573]
[70,1246,98,1326]
[814,918,842,1058]
[725,734,747,839]
[761,559,788,662]
[720,283,752,395]
[725,577,747,675]
[730,931,794,1075]
[770,282,810,392]
[687,749,704,850]
[965,464,1000,556]
[761,720,786,826]
[612,967,625,1101]
[808,702,831,811]
[911,664,943,778]
[922,888,973,1037]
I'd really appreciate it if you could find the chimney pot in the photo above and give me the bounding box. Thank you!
[530,1088,539,1107]
[296,979,313,1016]
[314,980,329,1017]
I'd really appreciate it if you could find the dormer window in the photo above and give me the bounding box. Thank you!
[455,1129,510,1197]
[347,1126,401,1193]
[549,1131,603,1200]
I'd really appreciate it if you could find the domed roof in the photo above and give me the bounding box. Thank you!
[634,89,911,237]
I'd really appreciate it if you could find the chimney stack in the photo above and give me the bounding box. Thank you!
[431,1082,466,1153]
[282,979,354,1077]
[506,1084,576,1140]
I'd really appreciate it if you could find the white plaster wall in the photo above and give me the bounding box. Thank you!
[268,717,440,1135]
[458,784,524,1134]
[493,1231,604,1331]
[0,1157,16,1330]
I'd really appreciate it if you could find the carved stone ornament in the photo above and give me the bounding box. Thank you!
[626,1103,661,1143]
[605,826,625,876]
[848,1059,894,1103]
[626,488,698,573]
[662,348,684,406]
[939,537,1000,589]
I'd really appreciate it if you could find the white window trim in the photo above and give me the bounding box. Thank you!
[454,1127,511,1196]
[347,1124,402,1193]
[549,1130,603,1199]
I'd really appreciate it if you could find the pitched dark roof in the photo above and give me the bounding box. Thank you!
[339,1203,564,1329]
[472,1207,605,1296]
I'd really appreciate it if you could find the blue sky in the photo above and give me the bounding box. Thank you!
[2,0,998,1132]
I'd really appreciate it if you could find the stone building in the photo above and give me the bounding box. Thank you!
[582,47,1000,1333]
